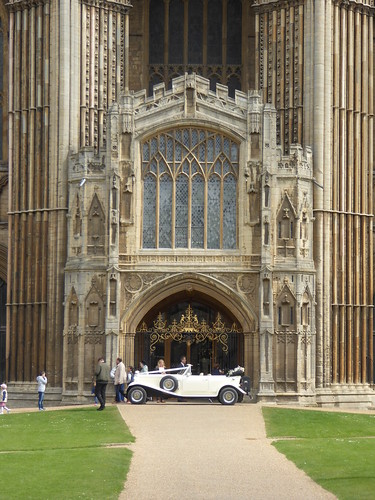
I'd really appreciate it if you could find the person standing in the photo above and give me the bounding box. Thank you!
[139,360,148,373]
[0,384,10,414]
[114,357,127,403]
[155,359,166,403]
[178,355,187,369]
[177,356,187,402]
[94,357,110,411]
[36,371,47,411]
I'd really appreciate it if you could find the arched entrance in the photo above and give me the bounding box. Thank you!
[121,272,258,386]
[134,294,243,374]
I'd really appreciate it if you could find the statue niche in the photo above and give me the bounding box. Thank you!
[274,284,297,392]
[87,193,105,255]
[73,193,82,237]
[121,161,134,223]
[69,287,79,328]
[276,193,296,257]
[245,161,261,224]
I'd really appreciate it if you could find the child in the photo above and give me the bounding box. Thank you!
[0,384,10,414]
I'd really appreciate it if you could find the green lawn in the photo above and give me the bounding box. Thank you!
[262,407,375,500]
[0,407,134,499]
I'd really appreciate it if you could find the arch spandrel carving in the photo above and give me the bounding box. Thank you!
[120,272,258,335]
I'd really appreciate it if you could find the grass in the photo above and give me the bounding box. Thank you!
[262,407,375,500]
[0,407,134,499]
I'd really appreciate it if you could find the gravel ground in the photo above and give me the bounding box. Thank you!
[118,401,336,500]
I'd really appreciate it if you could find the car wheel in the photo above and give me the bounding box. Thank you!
[219,387,238,405]
[128,386,147,404]
[159,375,178,392]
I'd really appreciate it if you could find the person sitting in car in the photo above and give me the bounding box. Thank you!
[155,359,166,403]
[212,363,224,375]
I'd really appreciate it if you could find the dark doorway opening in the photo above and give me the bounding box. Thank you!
[135,297,243,374]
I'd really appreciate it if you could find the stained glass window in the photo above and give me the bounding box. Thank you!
[142,128,239,249]
[223,174,237,249]
[143,175,156,248]
[191,175,204,248]
[159,175,173,248]
[176,176,189,248]
[207,176,221,249]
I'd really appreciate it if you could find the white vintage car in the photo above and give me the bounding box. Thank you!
[126,364,247,405]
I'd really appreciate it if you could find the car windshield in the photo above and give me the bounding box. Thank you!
[139,364,192,376]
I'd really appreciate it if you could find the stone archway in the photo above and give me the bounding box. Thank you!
[136,300,242,374]
[120,272,258,384]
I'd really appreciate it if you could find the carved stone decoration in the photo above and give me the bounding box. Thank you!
[84,334,104,345]
[124,274,143,293]
[263,216,269,245]
[275,284,296,331]
[121,161,134,223]
[276,192,297,257]
[85,276,105,331]
[138,304,241,355]
[245,161,261,224]
[237,274,257,295]
[69,287,79,327]
[109,275,117,316]
[263,278,270,316]
[255,1,305,154]
[87,193,105,255]
[0,174,8,194]
[73,194,82,237]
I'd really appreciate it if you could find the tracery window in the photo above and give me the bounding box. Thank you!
[148,0,242,97]
[142,128,239,250]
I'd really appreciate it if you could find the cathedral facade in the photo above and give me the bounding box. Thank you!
[0,0,374,407]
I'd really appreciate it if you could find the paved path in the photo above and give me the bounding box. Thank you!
[118,402,336,500]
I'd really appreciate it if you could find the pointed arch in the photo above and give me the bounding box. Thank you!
[276,192,297,257]
[87,193,105,255]
[85,277,105,331]
[121,272,257,334]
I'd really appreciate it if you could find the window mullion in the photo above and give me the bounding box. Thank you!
[204,174,208,249]
[220,172,224,248]
[156,165,160,248]
[188,162,192,249]
[171,171,176,249]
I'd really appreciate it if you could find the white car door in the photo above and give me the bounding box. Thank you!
[179,374,212,396]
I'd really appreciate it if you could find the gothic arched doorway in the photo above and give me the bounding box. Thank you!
[135,297,243,374]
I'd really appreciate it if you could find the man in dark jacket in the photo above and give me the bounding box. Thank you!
[94,357,110,411]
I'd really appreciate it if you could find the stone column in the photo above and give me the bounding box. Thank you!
[312,0,325,388]
[124,333,135,368]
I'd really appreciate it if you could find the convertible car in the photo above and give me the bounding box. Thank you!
[126,364,247,405]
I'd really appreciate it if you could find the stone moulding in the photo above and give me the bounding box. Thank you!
[129,74,261,133]
[80,0,132,12]
[6,0,49,10]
